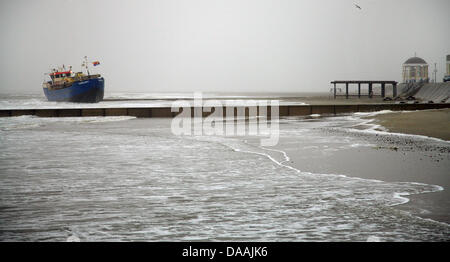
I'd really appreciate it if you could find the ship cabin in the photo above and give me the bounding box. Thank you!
[49,71,73,80]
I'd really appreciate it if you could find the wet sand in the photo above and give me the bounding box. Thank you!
[364,109,450,223]
[286,143,450,224]
[274,115,450,224]
[369,108,450,141]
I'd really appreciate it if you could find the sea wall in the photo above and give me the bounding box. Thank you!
[398,82,450,102]
[1,103,450,118]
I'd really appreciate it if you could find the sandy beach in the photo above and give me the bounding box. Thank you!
[258,108,450,224]
[275,111,450,224]
[364,109,450,223]
[369,108,450,141]
[285,136,450,224]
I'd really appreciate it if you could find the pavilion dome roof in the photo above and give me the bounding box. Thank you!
[404,57,427,65]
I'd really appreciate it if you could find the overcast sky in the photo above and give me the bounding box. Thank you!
[0,0,449,94]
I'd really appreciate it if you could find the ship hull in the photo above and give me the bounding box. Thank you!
[43,77,104,103]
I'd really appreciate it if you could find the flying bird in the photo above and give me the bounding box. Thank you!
[354,4,362,10]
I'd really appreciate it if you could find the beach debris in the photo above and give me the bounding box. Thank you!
[373,146,399,151]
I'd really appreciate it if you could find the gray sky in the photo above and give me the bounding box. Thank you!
[1,0,449,94]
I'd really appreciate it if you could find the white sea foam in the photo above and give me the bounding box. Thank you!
[0,115,136,131]
[347,122,450,143]
[66,235,81,242]
[391,192,411,206]
[194,132,445,217]
[352,110,395,117]
[334,112,450,143]
[366,236,381,242]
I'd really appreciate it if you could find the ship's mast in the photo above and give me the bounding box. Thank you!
[83,56,90,76]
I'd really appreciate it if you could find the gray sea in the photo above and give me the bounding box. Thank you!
[0,93,449,241]
[0,92,314,109]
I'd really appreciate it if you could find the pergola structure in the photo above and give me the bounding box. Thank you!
[331,80,398,99]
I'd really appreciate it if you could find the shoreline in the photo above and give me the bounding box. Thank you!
[272,113,450,224]
[368,108,450,141]
[364,109,450,223]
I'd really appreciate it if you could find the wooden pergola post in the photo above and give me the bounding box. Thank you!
[345,83,349,99]
[358,83,361,98]
[334,83,336,99]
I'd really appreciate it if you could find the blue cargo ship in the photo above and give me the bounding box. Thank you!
[43,58,104,103]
